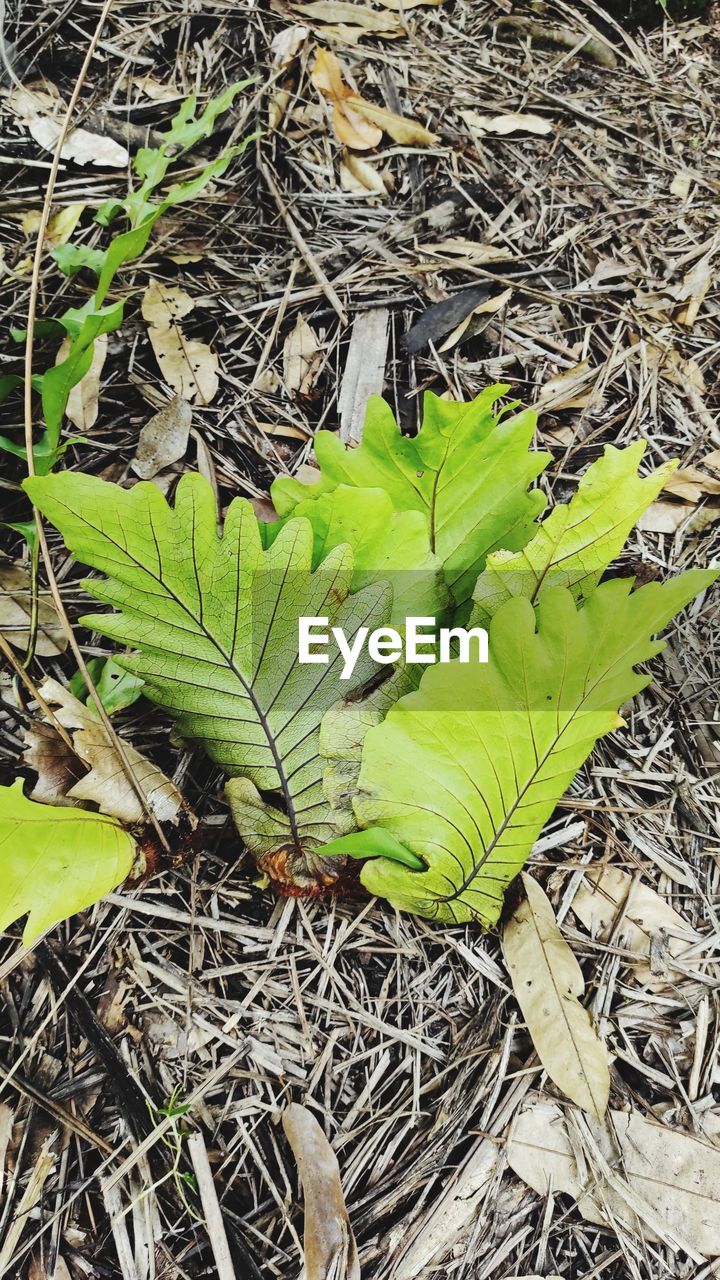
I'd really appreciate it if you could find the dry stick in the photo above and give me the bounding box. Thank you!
[258,151,348,325]
[0,630,74,751]
[21,0,170,853]
[187,1131,238,1280]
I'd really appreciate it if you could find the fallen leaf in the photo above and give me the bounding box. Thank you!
[503,874,610,1119]
[403,283,496,354]
[340,149,387,194]
[571,864,700,989]
[507,1100,720,1258]
[375,0,447,7]
[142,280,219,404]
[21,203,85,247]
[9,87,128,167]
[283,315,322,396]
[537,361,596,411]
[282,1103,360,1280]
[346,94,437,145]
[135,76,181,104]
[662,463,720,504]
[292,1,401,35]
[438,287,513,351]
[670,171,691,199]
[635,501,720,535]
[311,50,435,149]
[0,561,67,656]
[23,721,89,808]
[271,24,309,67]
[30,678,187,826]
[132,394,192,479]
[418,238,512,267]
[675,257,713,327]
[56,333,107,431]
[461,109,553,137]
[332,101,384,150]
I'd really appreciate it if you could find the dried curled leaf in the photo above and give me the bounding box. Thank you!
[28,678,187,826]
[311,49,436,149]
[283,1103,360,1280]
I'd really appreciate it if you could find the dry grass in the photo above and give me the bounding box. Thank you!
[1,1,719,1277]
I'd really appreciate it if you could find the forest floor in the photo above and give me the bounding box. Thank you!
[1,1,720,1278]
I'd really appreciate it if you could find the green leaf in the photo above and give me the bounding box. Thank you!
[472,443,676,625]
[0,373,24,401]
[69,656,144,715]
[321,827,425,869]
[0,779,136,944]
[24,471,393,885]
[52,243,107,277]
[163,80,254,151]
[265,484,448,625]
[41,301,124,446]
[94,211,160,305]
[348,571,717,925]
[272,387,550,609]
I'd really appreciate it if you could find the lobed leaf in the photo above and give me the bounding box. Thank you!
[349,571,716,925]
[272,386,551,609]
[25,471,392,887]
[472,442,676,624]
[264,483,448,624]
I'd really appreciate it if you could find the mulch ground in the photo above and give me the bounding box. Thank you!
[1,1,719,1277]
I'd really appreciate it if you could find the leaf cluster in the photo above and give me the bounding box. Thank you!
[12,386,715,944]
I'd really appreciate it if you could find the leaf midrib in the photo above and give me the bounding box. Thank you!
[63,496,305,851]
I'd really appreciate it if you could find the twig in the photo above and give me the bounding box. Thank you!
[187,1131,238,1280]
[258,150,348,325]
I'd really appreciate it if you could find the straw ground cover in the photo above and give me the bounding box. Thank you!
[1,1,719,1277]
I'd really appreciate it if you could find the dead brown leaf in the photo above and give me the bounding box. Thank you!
[0,560,67,656]
[311,49,436,149]
[507,1101,720,1258]
[283,1103,360,1280]
[571,864,700,989]
[31,678,188,827]
[461,109,553,137]
[340,149,387,194]
[142,280,219,404]
[132,394,192,480]
[504,874,610,1119]
[283,315,323,396]
[56,333,107,431]
[9,87,129,167]
[293,1,401,36]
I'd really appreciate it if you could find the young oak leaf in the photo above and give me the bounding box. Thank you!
[272,386,550,609]
[0,780,136,944]
[263,484,448,624]
[344,571,716,925]
[24,471,392,891]
[472,443,676,625]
